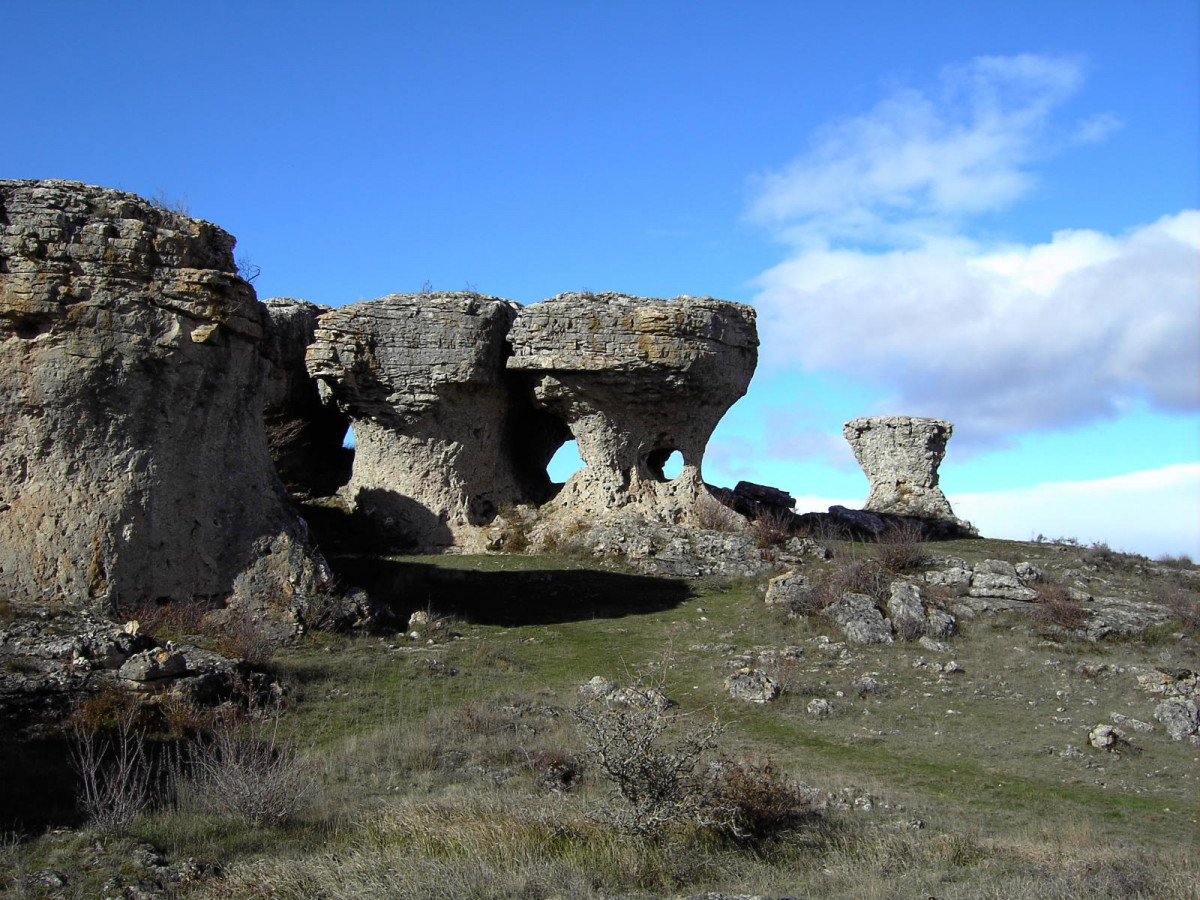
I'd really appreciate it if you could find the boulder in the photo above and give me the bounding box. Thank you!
[1153,697,1199,742]
[507,292,758,526]
[823,593,894,645]
[0,179,328,607]
[843,416,974,530]
[724,668,780,704]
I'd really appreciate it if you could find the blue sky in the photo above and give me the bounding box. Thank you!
[7,1,1198,556]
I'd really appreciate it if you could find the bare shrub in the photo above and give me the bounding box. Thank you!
[525,748,585,793]
[69,701,152,834]
[808,555,889,612]
[695,494,744,533]
[184,707,311,827]
[1153,585,1200,636]
[111,595,212,642]
[572,685,725,837]
[1156,553,1195,569]
[214,606,276,667]
[709,758,823,842]
[750,508,793,548]
[1032,582,1086,630]
[875,520,925,574]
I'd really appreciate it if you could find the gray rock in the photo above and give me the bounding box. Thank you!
[1110,714,1154,733]
[887,581,926,639]
[307,293,533,549]
[764,571,811,607]
[578,676,618,701]
[824,593,894,645]
[843,416,973,529]
[724,668,780,704]
[119,649,188,683]
[1153,697,1199,742]
[0,179,329,608]
[508,292,758,528]
[918,636,951,653]
[925,607,957,639]
[1088,723,1125,749]
[806,698,833,717]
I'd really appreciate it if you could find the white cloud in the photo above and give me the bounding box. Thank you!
[746,53,1198,445]
[949,463,1200,559]
[748,54,1089,246]
[752,211,1200,442]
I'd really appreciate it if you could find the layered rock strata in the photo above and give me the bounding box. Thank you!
[261,297,352,496]
[306,293,555,548]
[507,292,758,525]
[843,415,969,527]
[0,179,328,606]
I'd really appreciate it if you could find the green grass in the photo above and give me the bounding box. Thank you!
[3,539,1196,898]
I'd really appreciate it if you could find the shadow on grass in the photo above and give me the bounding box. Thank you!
[330,556,692,627]
[0,735,80,832]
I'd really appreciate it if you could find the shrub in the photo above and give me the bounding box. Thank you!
[750,508,792,548]
[695,494,744,533]
[709,758,823,842]
[69,700,152,834]
[572,685,724,837]
[1153,585,1200,636]
[183,707,311,827]
[1032,582,1086,630]
[875,520,925,574]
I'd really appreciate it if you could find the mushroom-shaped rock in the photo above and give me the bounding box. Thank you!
[261,297,352,497]
[843,416,971,528]
[305,293,545,548]
[0,179,328,606]
[507,292,758,524]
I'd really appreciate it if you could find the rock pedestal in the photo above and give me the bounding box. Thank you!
[305,293,543,548]
[843,415,965,525]
[508,292,758,525]
[0,179,327,606]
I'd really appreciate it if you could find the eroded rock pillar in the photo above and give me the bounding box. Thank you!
[507,292,758,524]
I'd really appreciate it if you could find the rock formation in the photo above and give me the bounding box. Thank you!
[261,297,352,497]
[0,179,328,607]
[305,292,559,548]
[843,416,970,528]
[507,292,758,525]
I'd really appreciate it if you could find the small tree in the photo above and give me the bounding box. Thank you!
[70,702,152,834]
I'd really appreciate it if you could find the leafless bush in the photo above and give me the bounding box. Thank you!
[750,508,793,548]
[214,606,276,667]
[572,685,725,837]
[1153,585,1200,636]
[184,707,311,826]
[708,758,823,842]
[1032,582,1086,630]
[807,556,889,612]
[695,494,744,532]
[69,701,152,834]
[1155,553,1195,569]
[875,520,925,574]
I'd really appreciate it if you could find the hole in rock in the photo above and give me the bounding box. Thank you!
[342,426,356,450]
[645,448,683,482]
[547,440,585,484]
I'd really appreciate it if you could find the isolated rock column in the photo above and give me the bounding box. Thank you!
[843,415,965,524]
[0,179,328,606]
[507,292,758,524]
[305,293,539,548]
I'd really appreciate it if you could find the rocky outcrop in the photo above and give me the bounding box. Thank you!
[843,416,972,530]
[0,179,328,607]
[305,293,555,548]
[508,292,758,526]
[261,297,352,496]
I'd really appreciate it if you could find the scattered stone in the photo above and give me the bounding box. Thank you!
[1089,723,1126,750]
[1110,713,1154,733]
[578,676,618,701]
[724,668,780,704]
[764,571,810,607]
[806,698,832,717]
[887,581,926,639]
[918,636,951,653]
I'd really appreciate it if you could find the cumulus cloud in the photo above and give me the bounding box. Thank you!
[950,463,1200,558]
[748,53,1198,445]
[753,211,1200,441]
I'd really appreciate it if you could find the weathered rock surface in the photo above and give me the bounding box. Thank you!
[306,293,551,548]
[0,179,327,606]
[508,292,758,526]
[823,593,894,645]
[261,297,352,496]
[724,668,780,703]
[1153,697,1199,742]
[844,416,973,530]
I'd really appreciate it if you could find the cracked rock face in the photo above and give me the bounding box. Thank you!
[843,416,969,526]
[508,292,758,524]
[261,297,352,496]
[0,179,327,606]
[306,293,551,548]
